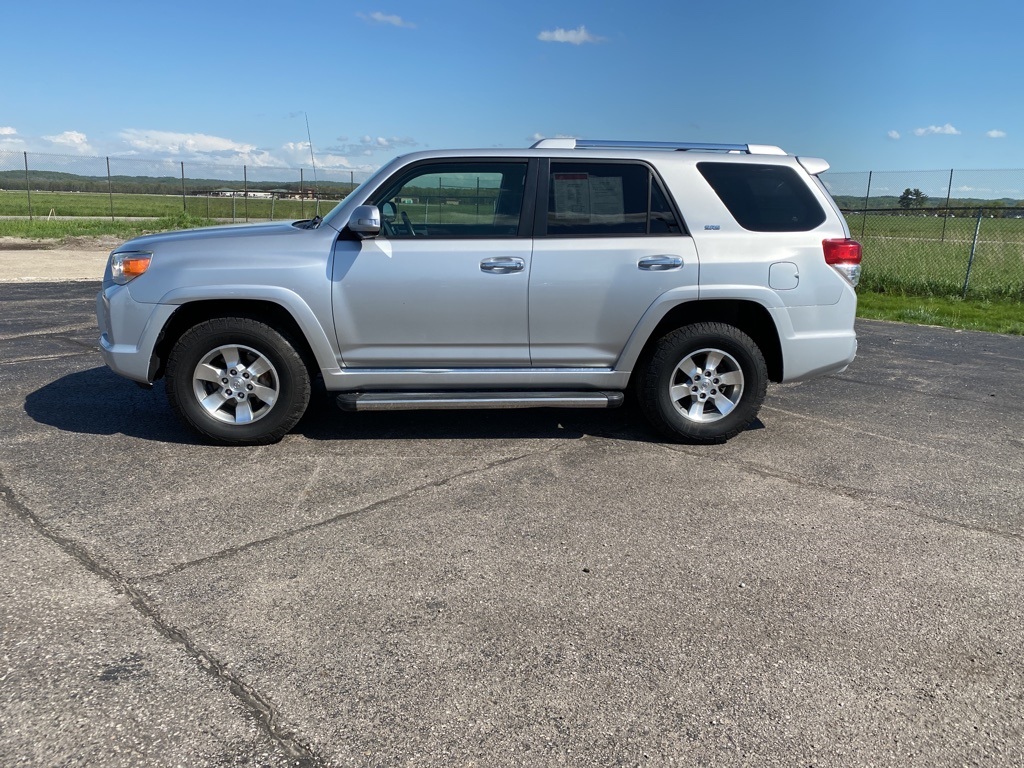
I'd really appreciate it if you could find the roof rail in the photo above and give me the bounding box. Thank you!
[530,138,787,155]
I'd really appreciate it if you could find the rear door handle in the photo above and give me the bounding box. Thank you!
[480,257,525,274]
[638,255,683,271]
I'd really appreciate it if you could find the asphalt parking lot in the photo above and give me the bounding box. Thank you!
[1,279,1022,767]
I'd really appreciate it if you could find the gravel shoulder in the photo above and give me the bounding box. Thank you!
[0,236,120,283]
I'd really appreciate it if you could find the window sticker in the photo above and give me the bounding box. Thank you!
[588,176,625,221]
[552,172,625,223]
[553,173,590,220]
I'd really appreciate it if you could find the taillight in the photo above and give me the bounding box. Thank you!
[823,238,862,287]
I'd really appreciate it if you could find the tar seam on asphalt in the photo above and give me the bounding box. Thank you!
[0,469,324,768]
[653,437,1024,545]
[146,440,573,581]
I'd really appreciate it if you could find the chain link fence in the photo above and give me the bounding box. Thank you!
[0,149,373,223]
[824,169,1024,301]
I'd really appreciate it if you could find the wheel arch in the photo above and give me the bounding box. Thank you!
[626,299,783,385]
[150,299,325,382]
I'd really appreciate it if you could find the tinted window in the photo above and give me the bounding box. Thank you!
[697,162,826,232]
[545,162,682,236]
[372,162,527,238]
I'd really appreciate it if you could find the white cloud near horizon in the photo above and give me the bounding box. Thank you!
[913,123,960,136]
[529,132,577,142]
[42,130,94,153]
[986,129,1007,138]
[0,126,17,136]
[538,25,604,45]
[887,130,901,140]
[357,11,414,28]
[120,129,257,155]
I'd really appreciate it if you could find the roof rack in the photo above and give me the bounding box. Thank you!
[530,138,787,155]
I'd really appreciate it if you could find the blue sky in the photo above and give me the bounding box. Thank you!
[1,0,1022,175]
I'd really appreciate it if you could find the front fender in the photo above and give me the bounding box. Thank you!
[156,285,341,375]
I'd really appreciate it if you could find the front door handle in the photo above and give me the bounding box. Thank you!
[480,257,525,274]
[638,255,683,271]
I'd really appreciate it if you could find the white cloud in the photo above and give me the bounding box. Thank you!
[538,25,604,45]
[913,123,960,137]
[529,132,577,141]
[119,129,257,155]
[986,129,1007,139]
[887,130,901,140]
[0,126,22,148]
[42,130,94,154]
[357,11,414,28]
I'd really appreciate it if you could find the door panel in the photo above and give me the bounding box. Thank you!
[332,237,531,367]
[529,236,699,366]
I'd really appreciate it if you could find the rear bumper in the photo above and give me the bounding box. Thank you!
[771,287,859,381]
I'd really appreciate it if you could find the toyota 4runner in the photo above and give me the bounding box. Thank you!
[97,138,861,444]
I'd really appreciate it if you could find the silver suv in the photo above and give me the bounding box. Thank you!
[97,138,861,445]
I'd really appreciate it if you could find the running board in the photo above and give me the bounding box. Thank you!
[336,391,624,412]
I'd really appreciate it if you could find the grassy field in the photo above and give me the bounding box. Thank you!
[856,292,1024,335]
[844,213,1024,301]
[0,190,341,221]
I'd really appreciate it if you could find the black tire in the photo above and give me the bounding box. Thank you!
[636,322,768,444]
[165,317,311,445]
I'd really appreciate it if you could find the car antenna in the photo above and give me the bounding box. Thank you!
[304,111,321,219]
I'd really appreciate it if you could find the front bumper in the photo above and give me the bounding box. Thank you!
[96,285,176,384]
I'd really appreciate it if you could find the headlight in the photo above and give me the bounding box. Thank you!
[110,250,153,285]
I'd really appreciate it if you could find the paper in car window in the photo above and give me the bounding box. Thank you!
[552,173,625,223]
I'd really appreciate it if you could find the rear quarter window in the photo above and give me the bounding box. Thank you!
[697,162,826,232]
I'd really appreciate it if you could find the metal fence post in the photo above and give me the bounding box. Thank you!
[106,157,115,221]
[300,169,305,218]
[23,152,32,221]
[962,208,983,298]
[859,171,872,240]
[243,165,249,222]
[181,162,186,213]
[941,169,953,242]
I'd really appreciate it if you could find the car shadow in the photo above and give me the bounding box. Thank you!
[25,367,761,445]
[23,367,200,444]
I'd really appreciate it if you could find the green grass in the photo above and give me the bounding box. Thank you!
[857,291,1024,335]
[0,189,340,221]
[844,213,1024,301]
[0,213,218,240]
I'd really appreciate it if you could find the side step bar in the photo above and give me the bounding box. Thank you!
[336,391,624,412]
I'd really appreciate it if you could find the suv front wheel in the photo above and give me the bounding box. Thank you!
[637,322,768,443]
[165,317,311,445]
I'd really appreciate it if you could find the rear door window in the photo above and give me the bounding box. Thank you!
[543,162,684,236]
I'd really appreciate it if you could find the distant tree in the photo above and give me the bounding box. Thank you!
[897,188,929,209]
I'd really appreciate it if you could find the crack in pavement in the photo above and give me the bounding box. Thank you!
[146,440,572,581]
[0,324,96,342]
[762,404,1024,475]
[649,439,1024,545]
[0,349,97,366]
[0,471,325,767]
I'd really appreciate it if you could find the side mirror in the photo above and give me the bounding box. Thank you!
[347,204,381,238]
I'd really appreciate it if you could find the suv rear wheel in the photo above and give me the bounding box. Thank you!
[165,317,311,445]
[637,322,767,443]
